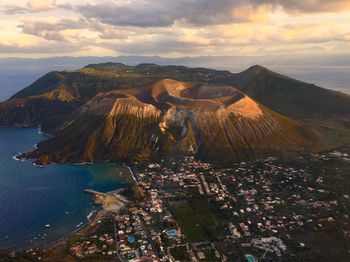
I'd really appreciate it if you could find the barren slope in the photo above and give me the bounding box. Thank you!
[22,79,322,165]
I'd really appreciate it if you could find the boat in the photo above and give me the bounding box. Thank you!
[45,224,51,228]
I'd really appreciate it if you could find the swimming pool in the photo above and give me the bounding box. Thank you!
[166,229,177,236]
[127,235,135,244]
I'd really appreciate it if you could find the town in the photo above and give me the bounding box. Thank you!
[66,146,350,261]
[5,147,350,261]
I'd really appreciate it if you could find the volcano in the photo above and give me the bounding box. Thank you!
[1,63,350,165]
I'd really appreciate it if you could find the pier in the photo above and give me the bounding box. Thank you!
[83,189,129,210]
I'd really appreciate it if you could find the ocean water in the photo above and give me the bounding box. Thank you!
[0,69,52,102]
[0,127,131,249]
[269,66,350,95]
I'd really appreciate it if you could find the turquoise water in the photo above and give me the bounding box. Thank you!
[127,235,135,244]
[0,127,130,249]
[245,254,256,262]
[166,229,176,236]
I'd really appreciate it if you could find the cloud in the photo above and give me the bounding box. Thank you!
[106,38,206,56]
[15,13,350,57]
[27,0,56,11]
[75,0,275,28]
[272,23,350,44]
[74,0,350,28]
[1,0,350,57]
[277,0,350,13]
[4,0,56,15]
[19,18,89,41]
[18,17,179,42]
[200,22,350,46]
[0,41,84,54]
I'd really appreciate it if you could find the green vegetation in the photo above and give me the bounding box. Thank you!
[172,200,206,241]
[189,198,218,229]
[171,198,222,242]
[96,217,115,236]
[67,234,83,247]
[170,246,190,261]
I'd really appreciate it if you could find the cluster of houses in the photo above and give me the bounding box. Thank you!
[114,209,157,261]
[67,150,347,261]
[113,188,186,262]
[128,155,344,261]
[70,233,116,259]
[250,237,287,257]
[310,149,350,164]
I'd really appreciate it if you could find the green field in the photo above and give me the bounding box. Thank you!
[170,246,190,261]
[171,198,221,242]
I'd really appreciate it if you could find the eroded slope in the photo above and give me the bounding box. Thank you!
[22,79,322,165]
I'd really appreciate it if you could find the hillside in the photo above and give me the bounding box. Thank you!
[0,97,80,127]
[11,63,234,103]
[232,65,350,118]
[7,63,350,122]
[0,63,349,164]
[20,79,322,165]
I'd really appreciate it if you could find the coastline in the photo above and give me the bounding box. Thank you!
[9,189,126,256]
[47,208,108,250]
[35,208,115,261]
[122,163,138,183]
[46,188,128,253]
[1,132,133,254]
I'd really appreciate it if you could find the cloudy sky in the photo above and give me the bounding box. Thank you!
[1,0,350,58]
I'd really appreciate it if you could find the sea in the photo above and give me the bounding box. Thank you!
[0,127,131,249]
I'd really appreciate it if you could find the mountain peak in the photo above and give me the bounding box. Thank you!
[244,65,270,75]
[84,62,131,71]
[135,63,160,68]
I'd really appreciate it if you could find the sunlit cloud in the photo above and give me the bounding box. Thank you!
[278,0,350,13]
[0,0,349,57]
[4,0,56,14]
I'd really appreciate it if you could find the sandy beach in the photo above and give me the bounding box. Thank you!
[43,189,127,261]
